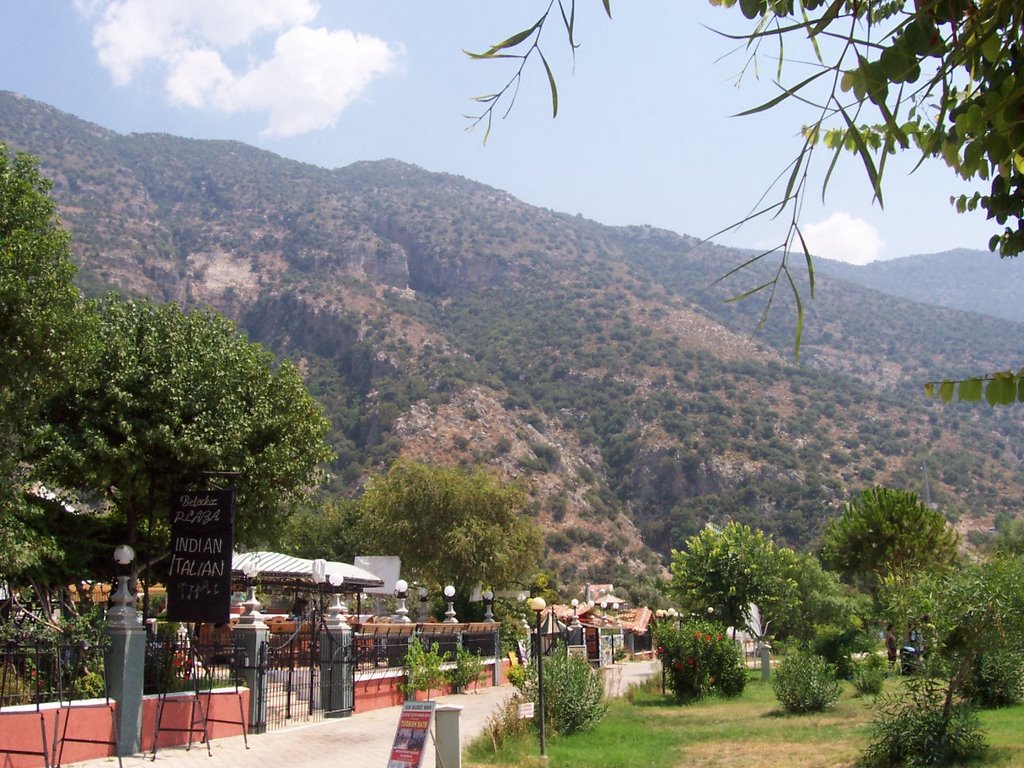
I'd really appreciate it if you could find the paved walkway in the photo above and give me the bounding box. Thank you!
[70,660,657,768]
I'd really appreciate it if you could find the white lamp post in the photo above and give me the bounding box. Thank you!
[528,596,547,758]
[109,544,138,626]
[325,571,348,629]
[395,579,411,623]
[483,589,495,622]
[443,584,458,623]
[570,598,581,629]
[238,559,263,623]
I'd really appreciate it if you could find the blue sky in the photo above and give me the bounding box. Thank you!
[1,1,997,264]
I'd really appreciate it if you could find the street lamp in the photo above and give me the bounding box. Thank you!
[482,589,495,622]
[527,596,547,758]
[325,571,348,629]
[109,544,137,625]
[570,598,581,629]
[238,558,263,623]
[417,585,429,623]
[443,585,458,623]
[394,579,411,623]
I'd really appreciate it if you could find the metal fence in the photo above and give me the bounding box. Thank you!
[1,639,108,707]
[1,638,116,768]
[144,635,248,696]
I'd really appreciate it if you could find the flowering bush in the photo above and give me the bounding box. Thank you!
[654,619,746,702]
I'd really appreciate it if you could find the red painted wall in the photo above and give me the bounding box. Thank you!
[0,689,250,768]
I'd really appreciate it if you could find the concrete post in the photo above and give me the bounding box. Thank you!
[321,595,352,717]
[231,587,269,733]
[434,704,462,768]
[105,575,145,756]
[759,643,772,681]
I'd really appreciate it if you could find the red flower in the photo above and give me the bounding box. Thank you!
[673,661,683,671]
[656,646,664,656]
[704,634,712,642]
[709,676,715,684]
[717,634,722,641]
[694,631,701,639]
[686,656,695,666]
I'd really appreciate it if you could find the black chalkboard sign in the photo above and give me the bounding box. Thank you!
[166,489,234,623]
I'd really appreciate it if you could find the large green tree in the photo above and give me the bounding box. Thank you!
[669,521,797,636]
[0,146,89,580]
[32,297,335,569]
[280,498,364,563]
[358,459,543,594]
[821,486,959,595]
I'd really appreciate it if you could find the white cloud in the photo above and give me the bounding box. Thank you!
[802,212,885,265]
[77,0,400,137]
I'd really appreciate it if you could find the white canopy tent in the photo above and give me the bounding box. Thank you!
[232,551,384,592]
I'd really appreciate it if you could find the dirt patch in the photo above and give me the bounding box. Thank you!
[678,739,861,768]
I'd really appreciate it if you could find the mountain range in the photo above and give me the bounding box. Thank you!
[3,91,1023,596]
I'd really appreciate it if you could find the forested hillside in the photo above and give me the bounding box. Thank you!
[4,91,1023,593]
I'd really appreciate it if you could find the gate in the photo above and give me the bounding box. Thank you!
[261,620,322,731]
[254,619,357,729]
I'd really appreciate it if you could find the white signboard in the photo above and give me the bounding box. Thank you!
[355,555,401,595]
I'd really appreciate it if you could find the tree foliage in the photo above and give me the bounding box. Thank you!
[669,521,797,635]
[279,498,364,563]
[0,145,89,580]
[870,554,1024,765]
[821,486,958,594]
[31,297,334,564]
[358,459,543,593]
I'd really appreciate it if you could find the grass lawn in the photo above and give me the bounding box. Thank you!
[464,672,1024,768]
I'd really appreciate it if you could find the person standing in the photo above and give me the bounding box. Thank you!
[885,623,898,675]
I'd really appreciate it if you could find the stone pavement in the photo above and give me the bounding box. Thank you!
[69,660,658,768]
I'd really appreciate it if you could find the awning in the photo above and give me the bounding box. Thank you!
[232,551,384,591]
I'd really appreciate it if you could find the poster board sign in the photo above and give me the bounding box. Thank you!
[166,489,234,623]
[387,700,434,768]
[567,644,588,660]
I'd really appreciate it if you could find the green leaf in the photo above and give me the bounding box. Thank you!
[733,70,829,117]
[939,381,955,403]
[602,0,612,19]
[958,379,983,402]
[839,108,884,206]
[539,50,558,118]
[475,22,541,58]
[986,376,1018,406]
[809,0,845,38]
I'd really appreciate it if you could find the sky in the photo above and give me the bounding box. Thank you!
[0,0,998,265]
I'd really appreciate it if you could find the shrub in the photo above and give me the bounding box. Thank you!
[542,653,607,734]
[654,620,746,703]
[853,653,887,697]
[772,652,841,713]
[963,646,1024,708]
[400,638,447,698]
[863,676,985,767]
[811,624,865,680]
[446,646,485,692]
[510,653,607,735]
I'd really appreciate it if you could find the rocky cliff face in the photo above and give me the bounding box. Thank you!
[4,91,1024,589]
